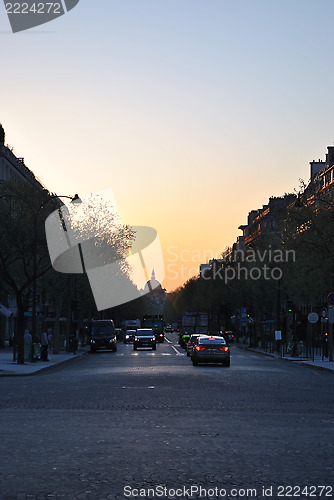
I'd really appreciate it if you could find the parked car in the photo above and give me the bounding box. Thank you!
[123,329,136,343]
[133,329,156,350]
[191,336,230,366]
[186,334,209,356]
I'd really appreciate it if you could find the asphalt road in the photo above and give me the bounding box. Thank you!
[0,334,333,500]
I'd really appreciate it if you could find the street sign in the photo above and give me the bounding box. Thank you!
[327,293,334,305]
[308,312,319,324]
[328,305,334,325]
[275,330,282,340]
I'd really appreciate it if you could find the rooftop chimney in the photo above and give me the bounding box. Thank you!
[0,123,4,145]
[326,146,334,167]
[310,159,325,180]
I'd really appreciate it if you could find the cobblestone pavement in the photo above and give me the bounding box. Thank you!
[0,336,333,499]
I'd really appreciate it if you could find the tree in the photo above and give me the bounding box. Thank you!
[50,193,137,312]
[0,182,56,363]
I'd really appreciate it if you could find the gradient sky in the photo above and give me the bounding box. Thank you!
[1,0,334,291]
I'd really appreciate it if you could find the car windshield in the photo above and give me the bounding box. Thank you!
[92,325,114,335]
[190,335,208,342]
[143,320,163,327]
[136,330,153,336]
[189,336,199,342]
[198,338,226,346]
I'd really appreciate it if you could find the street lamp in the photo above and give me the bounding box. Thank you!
[31,194,81,353]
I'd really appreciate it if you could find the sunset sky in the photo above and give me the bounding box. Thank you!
[1,0,334,291]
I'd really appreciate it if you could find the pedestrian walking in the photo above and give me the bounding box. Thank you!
[23,329,33,362]
[69,329,78,354]
[41,328,49,361]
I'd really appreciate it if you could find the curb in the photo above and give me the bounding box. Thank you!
[237,345,334,374]
[0,350,88,377]
[298,360,334,375]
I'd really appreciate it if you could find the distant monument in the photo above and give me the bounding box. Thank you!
[142,270,166,310]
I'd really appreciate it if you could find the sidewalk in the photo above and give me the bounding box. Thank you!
[0,346,88,377]
[237,343,334,373]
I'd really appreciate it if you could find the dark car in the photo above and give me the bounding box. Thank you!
[133,329,156,350]
[165,325,173,333]
[90,319,117,353]
[186,334,209,356]
[179,332,191,349]
[123,329,136,344]
[223,330,235,344]
[191,336,230,366]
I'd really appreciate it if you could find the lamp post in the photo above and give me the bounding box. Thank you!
[30,194,81,349]
[0,192,81,364]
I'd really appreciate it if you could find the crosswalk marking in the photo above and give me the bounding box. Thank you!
[117,344,186,356]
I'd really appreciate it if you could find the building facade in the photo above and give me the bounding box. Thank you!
[0,124,46,190]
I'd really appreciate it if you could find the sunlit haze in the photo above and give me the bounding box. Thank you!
[2,0,334,291]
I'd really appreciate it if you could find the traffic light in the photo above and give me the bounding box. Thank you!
[287,300,294,313]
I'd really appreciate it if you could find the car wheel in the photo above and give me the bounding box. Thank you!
[192,360,198,366]
[90,348,96,353]
[186,351,190,356]
[152,345,156,350]
[224,359,230,367]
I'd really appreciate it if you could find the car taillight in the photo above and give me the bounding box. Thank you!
[195,346,206,351]
[219,347,229,351]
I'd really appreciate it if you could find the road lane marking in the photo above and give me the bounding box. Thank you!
[121,386,155,389]
[171,345,185,355]
[131,352,156,355]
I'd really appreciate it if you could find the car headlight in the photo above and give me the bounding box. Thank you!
[91,340,96,344]
[134,337,139,341]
